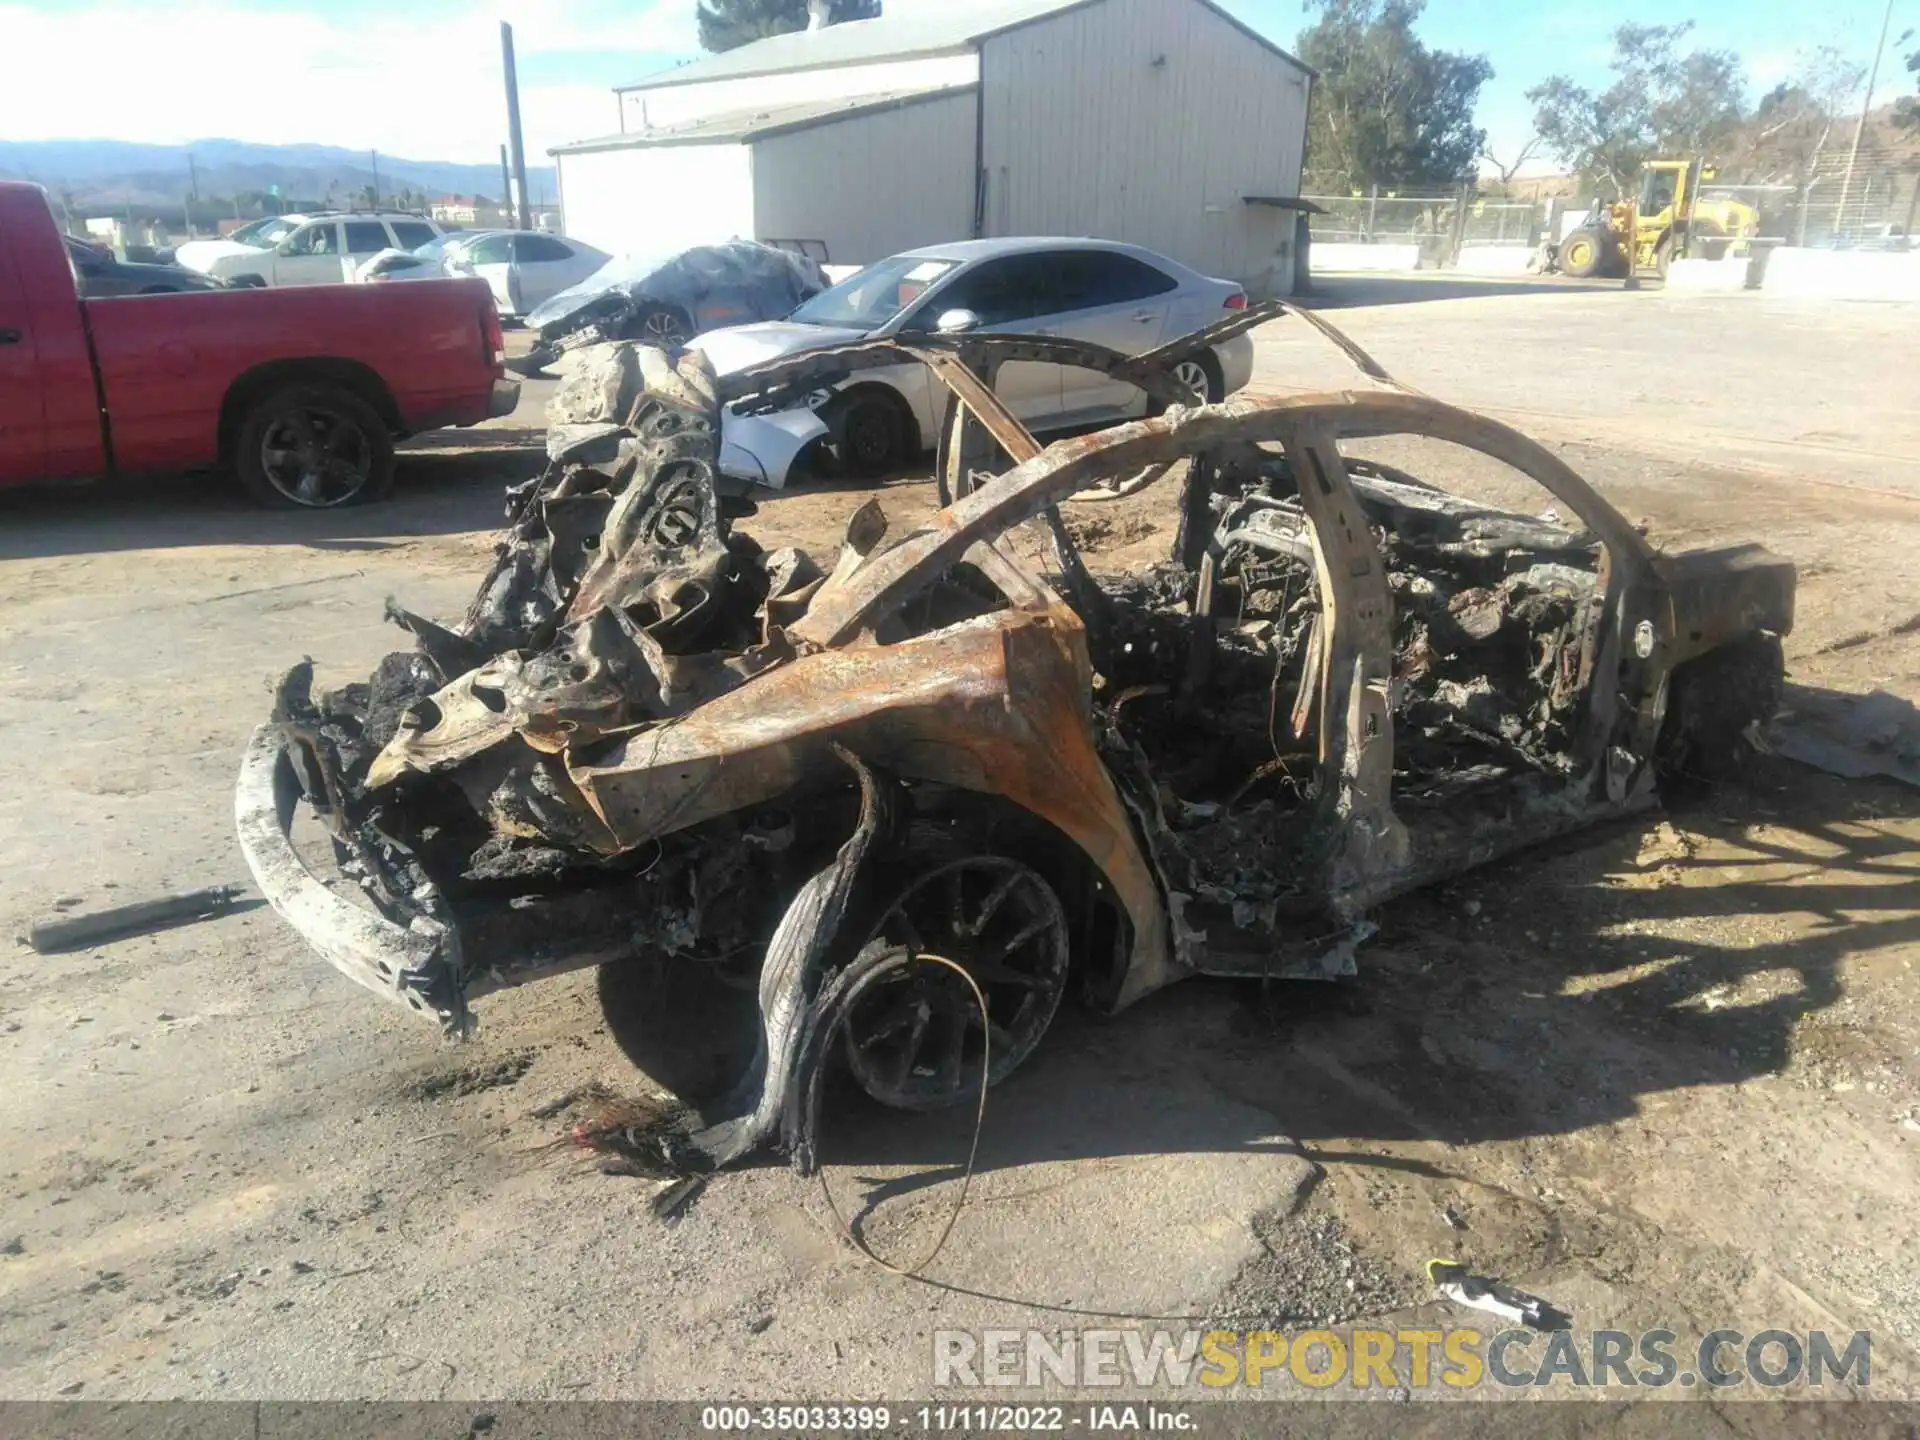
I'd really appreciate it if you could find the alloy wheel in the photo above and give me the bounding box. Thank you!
[1173,358,1213,404]
[259,406,374,508]
[845,857,1071,1111]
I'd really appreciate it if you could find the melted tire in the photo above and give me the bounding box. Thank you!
[1655,633,1785,787]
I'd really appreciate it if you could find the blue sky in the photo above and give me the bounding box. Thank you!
[0,0,1908,168]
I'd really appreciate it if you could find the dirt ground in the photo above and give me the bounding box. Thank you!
[2,281,1918,1411]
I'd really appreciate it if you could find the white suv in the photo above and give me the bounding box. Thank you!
[208,214,447,288]
[173,214,318,275]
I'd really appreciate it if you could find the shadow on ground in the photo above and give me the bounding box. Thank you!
[596,757,1919,1187]
[0,429,544,562]
[1304,273,1628,308]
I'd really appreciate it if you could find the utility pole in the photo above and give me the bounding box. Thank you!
[1834,0,1896,246]
[370,150,382,208]
[500,21,532,230]
[185,153,199,238]
[500,143,514,224]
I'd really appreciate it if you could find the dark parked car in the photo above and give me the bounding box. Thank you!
[65,236,223,297]
[508,240,828,375]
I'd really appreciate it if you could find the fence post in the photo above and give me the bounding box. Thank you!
[1365,184,1378,243]
[1448,184,1470,268]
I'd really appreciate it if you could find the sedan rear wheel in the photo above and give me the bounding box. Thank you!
[1172,355,1223,404]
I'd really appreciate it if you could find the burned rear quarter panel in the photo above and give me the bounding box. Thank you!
[566,603,1180,1008]
[81,279,502,473]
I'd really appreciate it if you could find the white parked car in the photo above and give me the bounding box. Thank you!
[206,214,445,288]
[173,213,316,275]
[353,231,609,318]
[694,237,1256,486]
[352,233,492,285]
[439,231,611,317]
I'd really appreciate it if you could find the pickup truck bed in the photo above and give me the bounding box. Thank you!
[0,181,518,507]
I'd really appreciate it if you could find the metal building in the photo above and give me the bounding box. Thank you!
[551,0,1313,296]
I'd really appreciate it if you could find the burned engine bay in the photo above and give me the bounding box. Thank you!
[237,307,1794,1174]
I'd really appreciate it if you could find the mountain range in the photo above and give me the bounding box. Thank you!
[0,139,558,209]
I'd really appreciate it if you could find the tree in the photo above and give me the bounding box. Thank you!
[1896,33,1919,131]
[1297,0,1492,191]
[1893,33,1918,242]
[696,0,880,53]
[1746,49,1865,175]
[1528,23,1747,197]
[1732,47,1864,240]
[1478,135,1541,190]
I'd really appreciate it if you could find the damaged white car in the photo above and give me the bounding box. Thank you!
[700,237,1256,489]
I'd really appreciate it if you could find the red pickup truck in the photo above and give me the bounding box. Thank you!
[0,181,519,508]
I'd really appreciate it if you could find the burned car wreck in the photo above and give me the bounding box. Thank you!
[237,306,1794,1172]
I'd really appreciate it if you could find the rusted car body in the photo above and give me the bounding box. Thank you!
[237,304,1793,1168]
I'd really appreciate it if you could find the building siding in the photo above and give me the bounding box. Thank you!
[556,143,755,257]
[749,92,978,267]
[621,55,976,131]
[979,0,1308,295]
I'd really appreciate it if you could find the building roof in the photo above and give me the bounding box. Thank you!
[549,85,977,156]
[619,0,1309,92]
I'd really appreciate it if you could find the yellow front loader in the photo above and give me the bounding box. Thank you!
[1556,159,1760,279]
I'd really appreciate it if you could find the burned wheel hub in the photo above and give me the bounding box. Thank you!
[844,857,1070,1112]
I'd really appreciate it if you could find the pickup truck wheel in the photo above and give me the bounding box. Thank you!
[236,385,394,509]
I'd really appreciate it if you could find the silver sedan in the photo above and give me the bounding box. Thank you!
[694,237,1257,487]
[356,231,609,318]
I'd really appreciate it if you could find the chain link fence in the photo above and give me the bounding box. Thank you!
[1301,157,1918,275]
[1303,188,1544,267]
[1458,200,1538,246]
[1777,146,1919,249]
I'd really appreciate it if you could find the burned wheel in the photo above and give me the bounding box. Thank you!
[844,857,1071,1112]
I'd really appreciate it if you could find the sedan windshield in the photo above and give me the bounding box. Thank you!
[788,254,958,330]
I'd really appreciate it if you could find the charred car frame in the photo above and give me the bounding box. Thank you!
[237,304,1793,1170]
